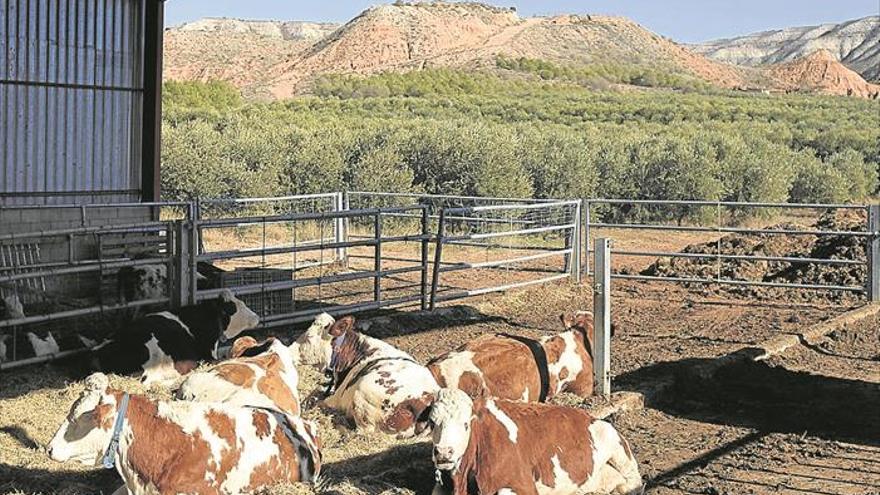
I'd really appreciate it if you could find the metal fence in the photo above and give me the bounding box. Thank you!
[429,200,582,308]
[0,201,189,368]
[2,194,878,370]
[584,199,879,301]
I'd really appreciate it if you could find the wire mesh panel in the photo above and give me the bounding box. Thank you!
[430,200,582,307]
[0,202,187,369]
[194,200,431,329]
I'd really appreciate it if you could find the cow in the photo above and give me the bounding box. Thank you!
[92,289,260,386]
[427,311,600,403]
[175,336,301,415]
[117,264,167,302]
[409,388,643,495]
[319,315,440,435]
[47,373,321,495]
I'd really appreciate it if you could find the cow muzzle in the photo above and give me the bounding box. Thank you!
[433,446,457,470]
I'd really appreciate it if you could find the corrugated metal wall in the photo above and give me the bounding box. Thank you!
[0,0,145,205]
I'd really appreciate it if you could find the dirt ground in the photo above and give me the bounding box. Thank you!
[3,275,875,495]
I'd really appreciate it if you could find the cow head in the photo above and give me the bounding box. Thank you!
[47,373,120,465]
[1,294,24,320]
[561,310,616,356]
[419,389,475,471]
[219,290,260,341]
[290,313,335,367]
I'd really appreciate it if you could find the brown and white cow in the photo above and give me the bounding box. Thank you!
[47,373,321,495]
[320,316,440,435]
[408,388,643,495]
[427,311,599,403]
[175,336,301,414]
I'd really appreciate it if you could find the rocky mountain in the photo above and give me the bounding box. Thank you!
[694,16,880,82]
[769,49,880,98]
[165,2,751,99]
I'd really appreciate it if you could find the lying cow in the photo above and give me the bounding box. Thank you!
[92,290,259,385]
[47,373,321,495]
[320,315,439,435]
[175,336,301,414]
[427,311,599,403]
[411,388,643,495]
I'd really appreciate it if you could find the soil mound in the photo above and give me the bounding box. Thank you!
[641,210,868,301]
[769,49,880,98]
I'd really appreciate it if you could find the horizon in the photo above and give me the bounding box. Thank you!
[164,1,879,43]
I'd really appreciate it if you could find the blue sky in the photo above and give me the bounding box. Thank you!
[165,1,879,43]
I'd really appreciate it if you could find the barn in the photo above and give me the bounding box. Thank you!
[0,0,166,225]
[0,0,170,366]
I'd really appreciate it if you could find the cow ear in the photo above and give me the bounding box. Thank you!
[328,316,355,337]
[414,399,434,436]
[92,402,115,429]
[575,312,594,328]
[230,336,258,358]
[560,313,574,329]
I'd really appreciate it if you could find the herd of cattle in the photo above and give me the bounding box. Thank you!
[5,287,644,494]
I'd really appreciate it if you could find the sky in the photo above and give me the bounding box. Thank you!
[164,0,879,43]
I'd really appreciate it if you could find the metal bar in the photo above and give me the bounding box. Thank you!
[584,200,591,276]
[0,220,171,241]
[590,222,872,237]
[141,0,163,202]
[0,199,188,208]
[347,254,423,264]
[447,200,579,215]
[608,273,864,292]
[196,206,427,228]
[334,192,346,264]
[433,273,570,302]
[868,205,879,302]
[0,256,168,283]
[198,193,339,206]
[374,212,382,303]
[438,249,570,273]
[198,235,430,262]
[593,237,612,397]
[445,223,576,242]
[0,348,89,371]
[261,294,424,326]
[572,200,582,283]
[589,198,867,210]
[347,191,558,204]
[420,207,430,311]
[195,266,423,300]
[602,249,865,266]
[429,208,446,311]
[442,240,551,251]
[0,297,168,329]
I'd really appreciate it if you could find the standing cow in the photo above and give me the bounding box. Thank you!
[428,311,600,403]
[410,388,643,495]
[47,373,321,495]
[92,290,259,385]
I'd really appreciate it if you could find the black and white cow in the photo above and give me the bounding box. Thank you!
[92,290,259,386]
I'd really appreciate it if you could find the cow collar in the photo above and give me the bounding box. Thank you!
[102,393,130,469]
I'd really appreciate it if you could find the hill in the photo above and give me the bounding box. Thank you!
[769,49,880,98]
[694,16,880,82]
[163,2,752,99]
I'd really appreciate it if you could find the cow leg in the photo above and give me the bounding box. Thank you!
[605,435,644,495]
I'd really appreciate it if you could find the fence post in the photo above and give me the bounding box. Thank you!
[374,211,383,304]
[593,237,612,397]
[583,200,591,277]
[429,208,447,311]
[173,220,194,309]
[570,200,582,283]
[334,192,347,267]
[869,204,879,302]
[420,206,430,311]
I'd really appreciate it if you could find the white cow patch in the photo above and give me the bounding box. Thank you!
[152,312,193,338]
[485,400,518,444]
[141,336,181,386]
[536,454,581,495]
[434,350,484,389]
[544,332,584,394]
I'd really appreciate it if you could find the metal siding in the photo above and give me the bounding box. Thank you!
[0,0,144,205]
